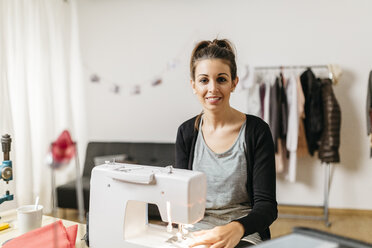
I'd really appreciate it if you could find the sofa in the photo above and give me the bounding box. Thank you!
[56,141,175,219]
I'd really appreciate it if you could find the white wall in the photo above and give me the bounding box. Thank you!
[77,0,372,210]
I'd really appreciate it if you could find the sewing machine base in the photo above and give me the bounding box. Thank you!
[123,224,206,248]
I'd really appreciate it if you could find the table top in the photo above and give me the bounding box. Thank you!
[0,209,88,248]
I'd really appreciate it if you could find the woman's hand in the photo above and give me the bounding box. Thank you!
[189,221,244,248]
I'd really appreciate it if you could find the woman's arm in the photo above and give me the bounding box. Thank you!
[236,122,278,237]
[175,124,190,169]
[175,117,197,170]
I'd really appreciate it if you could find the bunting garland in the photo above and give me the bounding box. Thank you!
[87,33,251,95]
[88,61,251,96]
[86,51,184,96]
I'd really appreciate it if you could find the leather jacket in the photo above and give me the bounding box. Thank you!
[318,79,341,163]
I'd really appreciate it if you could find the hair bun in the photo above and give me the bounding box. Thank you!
[212,39,235,54]
[194,41,211,54]
[213,39,227,47]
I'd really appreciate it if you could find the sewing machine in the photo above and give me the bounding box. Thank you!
[89,162,207,248]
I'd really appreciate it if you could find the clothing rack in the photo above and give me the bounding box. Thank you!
[254,64,333,227]
[255,64,328,70]
[255,64,335,84]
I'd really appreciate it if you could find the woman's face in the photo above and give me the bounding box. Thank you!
[191,59,238,112]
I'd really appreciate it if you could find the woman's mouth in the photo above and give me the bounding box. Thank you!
[206,96,222,104]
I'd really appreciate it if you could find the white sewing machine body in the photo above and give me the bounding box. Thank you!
[89,163,207,248]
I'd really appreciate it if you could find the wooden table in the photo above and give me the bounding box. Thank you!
[0,209,88,248]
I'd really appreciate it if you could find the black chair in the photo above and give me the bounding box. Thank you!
[56,141,176,215]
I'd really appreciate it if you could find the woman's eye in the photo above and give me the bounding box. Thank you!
[199,78,208,84]
[217,77,227,83]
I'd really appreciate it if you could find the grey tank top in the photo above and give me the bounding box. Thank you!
[191,117,262,244]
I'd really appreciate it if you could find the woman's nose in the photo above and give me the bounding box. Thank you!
[208,80,218,92]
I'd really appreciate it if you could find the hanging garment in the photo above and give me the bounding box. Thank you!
[297,120,308,157]
[327,64,343,85]
[285,75,299,182]
[259,84,266,119]
[300,69,324,155]
[278,73,288,140]
[269,78,280,152]
[269,75,288,173]
[263,81,271,124]
[275,139,287,173]
[367,71,372,157]
[318,79,341,163]
[296,76,308,157]
[247,72,262,117]
[261,73,275,124]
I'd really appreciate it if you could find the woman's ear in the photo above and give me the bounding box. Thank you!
[190,79,196,94]
[231,77,239,92]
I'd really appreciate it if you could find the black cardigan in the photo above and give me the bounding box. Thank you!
[175,114,277,240]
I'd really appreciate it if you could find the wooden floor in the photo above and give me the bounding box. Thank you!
[58,206,372,244]
[271,206,372,244]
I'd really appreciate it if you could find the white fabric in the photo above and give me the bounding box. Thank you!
[247,70,279,119]
[285,74,299,182]
[327,64,342,85]
[237,64,253,90]
[0,0,87,213]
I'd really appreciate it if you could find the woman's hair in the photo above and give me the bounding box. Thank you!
[190,39,237,81]
[190,39,237,130]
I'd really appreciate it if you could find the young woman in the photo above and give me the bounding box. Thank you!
[175,39,277,247]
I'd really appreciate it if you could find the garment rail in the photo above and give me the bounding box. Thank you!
[255,65,328,69]
[255,64,334,83]
[254,64,335,227]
